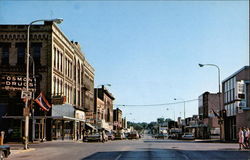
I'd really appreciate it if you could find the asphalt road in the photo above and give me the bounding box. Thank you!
[7,135,250,160]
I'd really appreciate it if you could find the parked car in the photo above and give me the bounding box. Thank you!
[124,132,130,139]
[128,132,139,139]
[181,133,195,140]
[0,145,10,160]
[106,131,115,140]
[85,132,104,142]
[114,132,125,140]
[155,133,168,139]
[103,132,109,142]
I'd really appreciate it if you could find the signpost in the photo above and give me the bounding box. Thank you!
[21,91,32,100]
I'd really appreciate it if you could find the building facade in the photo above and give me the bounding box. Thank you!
[94,86,114,131]
[0,22,95,142]
[222,66,250,141]
[198,92,222,138]
[113,108,123,131]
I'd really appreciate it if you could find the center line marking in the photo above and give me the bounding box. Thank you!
[115,153,122,160]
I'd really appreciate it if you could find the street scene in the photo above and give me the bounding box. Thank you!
[0,1,249,160]
[7,133,250,160]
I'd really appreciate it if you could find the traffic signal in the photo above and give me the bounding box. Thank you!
[238,93,245,99]
[222,109,227,119]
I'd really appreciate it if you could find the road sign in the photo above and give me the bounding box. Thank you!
[21,90,32,100]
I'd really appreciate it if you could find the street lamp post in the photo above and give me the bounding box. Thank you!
[95,84,111,129]
[199,63,222,140]
[24,18,63,149]
[174,98,185,120]
[166,108,175,121]
[29,56,36,142]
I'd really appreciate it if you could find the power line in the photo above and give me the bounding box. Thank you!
[115,98,198,107]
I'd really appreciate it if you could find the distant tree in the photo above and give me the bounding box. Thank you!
[127,121,148,133]
[157,118,164,124]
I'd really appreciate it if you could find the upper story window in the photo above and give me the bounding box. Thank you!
[57,50,60,70]
[70,61,72,78]
[54,47,57,68]
[31,43,42,66]
[16,43,26,66]
[2,43,10,65]
[65,58,68,76]
[0,43,10,65]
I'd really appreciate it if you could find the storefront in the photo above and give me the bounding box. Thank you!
[75,110,86,140]
[50,104,83,140]
[2,115,47,142]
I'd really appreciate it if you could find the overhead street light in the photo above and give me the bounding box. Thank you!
[174,98,185,120]
[198,63,222,141]
[24,18,63,150]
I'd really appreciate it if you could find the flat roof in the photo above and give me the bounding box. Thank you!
[222,66,249,83]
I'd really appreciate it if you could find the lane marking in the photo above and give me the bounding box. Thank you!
[115,153,122,160]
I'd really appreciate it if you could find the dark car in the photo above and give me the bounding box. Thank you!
[155,133,168,139]
[0,145,10,160]
[124,132,130,139]
[114,132,125,140]
[85,133,104,142]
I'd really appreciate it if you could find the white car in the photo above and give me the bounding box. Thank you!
[181,133,195,140]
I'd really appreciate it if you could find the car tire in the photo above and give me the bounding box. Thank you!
[0,150,4,160]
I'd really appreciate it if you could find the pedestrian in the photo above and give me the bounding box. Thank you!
[238,127,245,150]
[243,127,248,148]
[248,128,250,149]
[245,128,249,148]
[101,129,105,143]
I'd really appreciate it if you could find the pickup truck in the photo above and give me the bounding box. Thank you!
[0,145,10,160]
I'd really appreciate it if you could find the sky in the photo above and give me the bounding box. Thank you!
[0,1,249,123]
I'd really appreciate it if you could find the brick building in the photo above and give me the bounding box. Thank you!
[222,66,250,141]
[94,85,115,131]
[198,92,222,138]
[0,21,94,142]
[113,108,123,131]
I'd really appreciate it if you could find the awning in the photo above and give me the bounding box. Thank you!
[2,116,47,119]
[85,123,97,131]
[2,115,85,122]
[49,116,85,122]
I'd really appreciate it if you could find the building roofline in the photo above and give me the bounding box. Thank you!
[222,66,250,83]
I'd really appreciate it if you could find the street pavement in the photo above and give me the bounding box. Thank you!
[6,135,250,160]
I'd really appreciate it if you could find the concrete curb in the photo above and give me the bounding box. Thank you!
[11,148,35,155]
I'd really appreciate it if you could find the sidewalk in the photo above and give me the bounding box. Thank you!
[194,139,222,143]
[5,141,40,156]
[194,139,240,144]
[6,139,82,156]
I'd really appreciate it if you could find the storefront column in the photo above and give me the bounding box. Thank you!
[62,120,65,140]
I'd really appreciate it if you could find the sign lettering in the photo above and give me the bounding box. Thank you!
[0,75,36,91]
